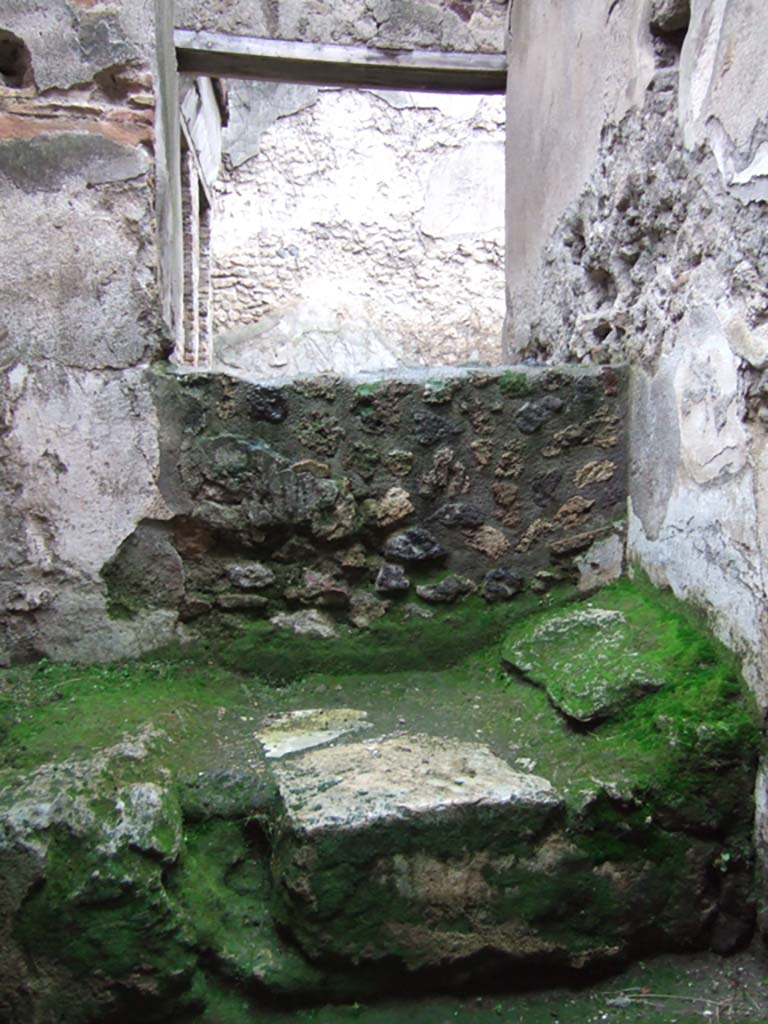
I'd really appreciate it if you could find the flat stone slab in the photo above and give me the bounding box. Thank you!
[269,734,572,969]
[256,707,370,759]
[272,732,561,832]
[502,605,665,724]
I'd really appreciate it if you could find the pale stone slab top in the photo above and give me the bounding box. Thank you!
[272,733,561,833]
[256,708,371,759]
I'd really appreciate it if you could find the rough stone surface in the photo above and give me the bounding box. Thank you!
[85,366,630,644]
[481,567,524,602]
[415,574,475,604]
[176,0,507,54]
[374,486,415,527]
[0,1,172,666]
[503,605,667,726]
[227,561,276,589]
[504,0,768,715]
[0,725,194,1022]
[575,534,625,593]
[257,708,370,758]
[505,6,768,942]
[273,733,561,833]
[375,563,411,593]
[270,609,338,639]
[212,86,505,374]
[649,0,691,34]
[348,590,390,629]
[0,579,759,1018]
[384,527,447,563]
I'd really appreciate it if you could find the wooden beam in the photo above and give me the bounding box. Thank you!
[174,30,507,94]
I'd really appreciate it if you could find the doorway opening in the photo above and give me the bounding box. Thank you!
[172,33,507,377]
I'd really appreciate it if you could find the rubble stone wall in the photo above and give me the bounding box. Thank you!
[0,0,507,666]
[504,0,768,706]
[103,365,628,638]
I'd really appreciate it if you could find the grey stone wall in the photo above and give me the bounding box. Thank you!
[504,0,768,707]
[102,365,628,637]
[175,0,507,54]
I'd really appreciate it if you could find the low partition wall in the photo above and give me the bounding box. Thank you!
[103,365,629,636]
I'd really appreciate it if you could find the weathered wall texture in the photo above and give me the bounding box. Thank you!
[104,365,627,637]
[505,0,768,706]
[212,84,506,375]
[0,0,178,665]
[0,0,508,672]
[175,0,507,54]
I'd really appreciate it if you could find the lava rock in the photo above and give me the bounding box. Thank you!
[375,563,411,592]
[227,562,276,590]
[383,528,447,563]
[482,568,525,602]
[244,385,288,422]
[285,570,351,608]
[416,574,476,604]
[515,396,564,434]
[413,409,464,448]
[429,502,485,529]
[531,470,563,508]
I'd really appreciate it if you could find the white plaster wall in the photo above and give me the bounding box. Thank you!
[212,85,506,375]
[0,0,180,664]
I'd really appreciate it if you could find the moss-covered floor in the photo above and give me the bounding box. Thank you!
[206,949,768,1023]
[0,577,763,1023]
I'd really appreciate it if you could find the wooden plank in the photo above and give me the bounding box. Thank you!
[174,30,507,94]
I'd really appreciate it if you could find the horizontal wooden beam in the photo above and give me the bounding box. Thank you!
[174,30,507,94]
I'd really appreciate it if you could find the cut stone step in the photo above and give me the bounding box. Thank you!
[269,733,569,969]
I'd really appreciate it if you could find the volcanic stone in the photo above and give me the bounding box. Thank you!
[416,574,476,604]
[413,409,463,448]
[375,563,410,593]
[482,568,525,602]
[383,528,447,563]
[244,385,288,422]
[515,396,564,434]
[429,502,485,529]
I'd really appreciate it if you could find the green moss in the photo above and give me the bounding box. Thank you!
[354,382,384,400]
[169,819,324,994]
[498,370,535,397]
[15,831,194,987]
[0,575,762,1017]
[192,589,575,681]
[422,378,461,405]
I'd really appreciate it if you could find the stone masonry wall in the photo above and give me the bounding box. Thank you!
[102,365,628,638]
[175,0,507,54]
[212,84,506,375]
[505,0,768,707]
